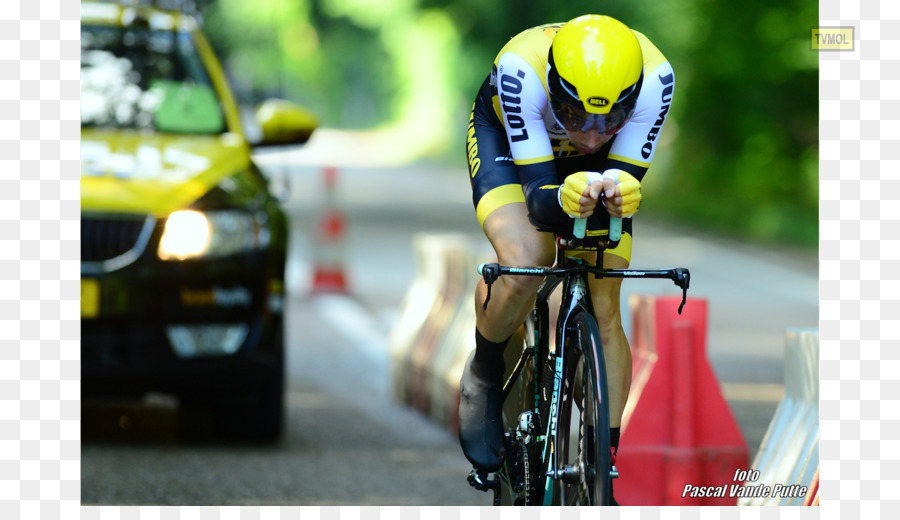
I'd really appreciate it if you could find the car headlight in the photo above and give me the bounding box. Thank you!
[158,209,261,260]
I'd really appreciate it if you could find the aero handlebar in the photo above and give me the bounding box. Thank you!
[573,216,622,241]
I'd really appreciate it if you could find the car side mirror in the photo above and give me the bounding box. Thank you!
[254,99,318,147]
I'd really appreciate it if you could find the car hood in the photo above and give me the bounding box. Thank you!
[81,130,252,216]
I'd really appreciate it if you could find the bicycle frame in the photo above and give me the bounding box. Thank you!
[506,247,610,505]
[537,251,597,505]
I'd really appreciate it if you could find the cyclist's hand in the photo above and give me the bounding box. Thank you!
[559,171,604,218]
[600,169,642,218]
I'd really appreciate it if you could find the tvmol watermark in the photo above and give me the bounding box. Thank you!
[812,27,854,51]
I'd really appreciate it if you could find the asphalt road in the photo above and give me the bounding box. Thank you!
[80,159,818,506]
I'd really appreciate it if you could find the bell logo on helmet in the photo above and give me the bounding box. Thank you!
[587,97,610,107]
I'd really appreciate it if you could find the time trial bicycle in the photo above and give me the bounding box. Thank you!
[466,218,690,505]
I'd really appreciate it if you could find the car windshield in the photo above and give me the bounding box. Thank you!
[81,24,226,134]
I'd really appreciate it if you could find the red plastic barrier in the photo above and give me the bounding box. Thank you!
[617,296,749,506]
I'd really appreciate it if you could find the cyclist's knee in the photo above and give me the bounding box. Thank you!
[495,239,553,297]
[497,236,554,267]
[591,252,626,331]
[499,270,542,302]
[594,298,622,327]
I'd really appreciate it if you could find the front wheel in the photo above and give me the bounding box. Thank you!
[557,311,612,505]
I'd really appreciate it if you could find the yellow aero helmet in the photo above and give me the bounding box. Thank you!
[548,15,644,135]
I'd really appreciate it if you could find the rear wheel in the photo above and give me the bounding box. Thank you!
[557,311,612,505]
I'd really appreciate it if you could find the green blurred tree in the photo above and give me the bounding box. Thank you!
[630,1,819,246]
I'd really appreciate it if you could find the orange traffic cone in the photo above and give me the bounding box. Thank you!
[311,167,348,294]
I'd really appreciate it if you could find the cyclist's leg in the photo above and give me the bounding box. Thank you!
[460,203,555,471]
[460,79,555,472]
[588,248,632,430]
[478,203,556,341]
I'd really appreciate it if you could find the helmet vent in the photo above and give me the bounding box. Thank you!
[558,76,579,101]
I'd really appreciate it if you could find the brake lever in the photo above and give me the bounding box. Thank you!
[478,263,501,310]
[674,267,690,314]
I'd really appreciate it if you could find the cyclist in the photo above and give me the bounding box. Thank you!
[459,14,675,503]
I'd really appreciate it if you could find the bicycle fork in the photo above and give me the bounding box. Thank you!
[542,274,620,503]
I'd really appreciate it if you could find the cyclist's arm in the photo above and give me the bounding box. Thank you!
[605,60,675,182]
[495,52,571,229]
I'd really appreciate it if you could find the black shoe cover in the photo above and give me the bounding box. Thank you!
[458,350,506,472]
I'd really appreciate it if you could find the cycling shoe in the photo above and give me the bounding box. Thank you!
[458,350,506,472]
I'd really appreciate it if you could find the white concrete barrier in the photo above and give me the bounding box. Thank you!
[427,240,494,428]
[389,234,491,430]
[738,329,819,506]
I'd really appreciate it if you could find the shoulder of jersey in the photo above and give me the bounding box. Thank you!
[493,24,563,79]
[632,30,668,73]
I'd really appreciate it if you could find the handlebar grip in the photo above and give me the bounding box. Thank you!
[609,216,622,242]
[573,218,587,239]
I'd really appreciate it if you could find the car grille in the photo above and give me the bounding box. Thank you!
[81,215,154,262]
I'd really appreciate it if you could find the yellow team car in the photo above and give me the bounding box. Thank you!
[80,0,316,441]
